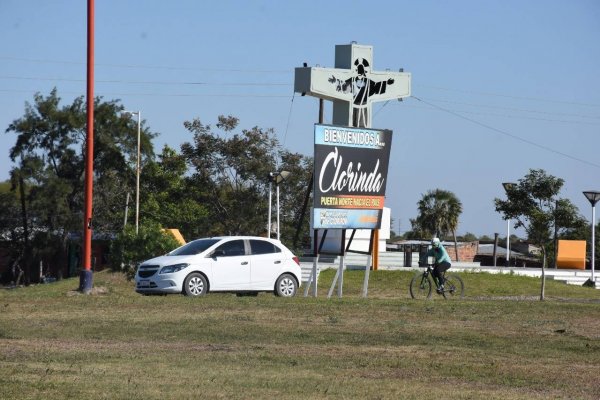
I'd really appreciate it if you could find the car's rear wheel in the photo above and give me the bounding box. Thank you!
[183,273,207,297]
[275,274,297,297]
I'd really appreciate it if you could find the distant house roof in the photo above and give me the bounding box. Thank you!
[390,239,453,246]
[477,243,539,261]
[478,244,511,257]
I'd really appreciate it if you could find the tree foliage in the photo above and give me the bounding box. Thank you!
[4,89,155,282]
[494,169,585,300]
[411,189,463,238]
[410,189,463,260]
[140,145,210,240]
[0,182,24,284]
[180,116,312,245]
[2,90,315,281]
[457,232,478,242]
[109,222,180,279]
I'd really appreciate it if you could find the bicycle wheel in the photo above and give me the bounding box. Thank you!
[442,273,464,299]
[410,272,433,299]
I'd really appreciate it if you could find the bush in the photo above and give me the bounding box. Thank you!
[109,222,181,279]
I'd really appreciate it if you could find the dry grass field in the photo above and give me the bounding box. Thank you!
[1,269,599,399]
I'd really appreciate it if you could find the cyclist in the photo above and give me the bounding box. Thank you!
[422,237,452,293]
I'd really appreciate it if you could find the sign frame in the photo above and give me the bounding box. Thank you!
[313,123,393,230]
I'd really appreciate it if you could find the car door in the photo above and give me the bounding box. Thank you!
[248,239,284,290]
[209,239,251,290]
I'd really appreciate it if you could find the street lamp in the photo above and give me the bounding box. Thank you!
[267,171,290,240]
[123,110,141,234]
[502,182,517,268]
[583,190,600,285]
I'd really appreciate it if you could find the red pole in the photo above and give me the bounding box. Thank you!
[80,0,94,293]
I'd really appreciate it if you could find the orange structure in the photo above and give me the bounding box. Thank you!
[164,229,186,245]
[557,240,586,270]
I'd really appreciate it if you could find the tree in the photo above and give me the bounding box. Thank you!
[141,145,210,240]
[457,232,478,242]
[180,116,312,247]
[494,169,584,300]
[180,116,275,236]
[0,181,25,284]
[4,89,155,279]
[274,150,313,249]
[411,189,463,260]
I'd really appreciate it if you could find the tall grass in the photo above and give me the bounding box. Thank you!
[1,270,598,399]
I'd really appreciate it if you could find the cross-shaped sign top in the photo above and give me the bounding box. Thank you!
[294,43,411,128]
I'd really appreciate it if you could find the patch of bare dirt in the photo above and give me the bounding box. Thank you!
[66,286,109,296]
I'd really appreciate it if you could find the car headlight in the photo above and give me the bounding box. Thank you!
[159,263,190,274]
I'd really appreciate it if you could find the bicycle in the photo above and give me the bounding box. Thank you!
[409,263,464,299]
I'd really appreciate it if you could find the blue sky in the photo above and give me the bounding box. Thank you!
[1,0,599,237]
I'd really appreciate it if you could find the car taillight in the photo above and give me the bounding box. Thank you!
[292,256,300,266]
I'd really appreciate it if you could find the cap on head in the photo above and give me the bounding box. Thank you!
[431,237,441,248]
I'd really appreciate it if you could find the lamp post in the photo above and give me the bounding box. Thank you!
[267,171,290,240]
[267,179,273,238]
[583,191,600,285]
[502,182,516,268]
[123,110,141,234]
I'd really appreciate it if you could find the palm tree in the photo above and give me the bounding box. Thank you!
[414,189,463,261]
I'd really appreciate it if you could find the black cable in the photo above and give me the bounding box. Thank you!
[398,103,600,126]
[281,92,295,148]
[416,96,600,120]
[415,84,600,108]
[410,96,600,170]
[0,56,291,74]
[0,75,290,87]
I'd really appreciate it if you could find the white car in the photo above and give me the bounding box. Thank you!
[134,236,301,297]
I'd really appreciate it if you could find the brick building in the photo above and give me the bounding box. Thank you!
[388,240,479,262]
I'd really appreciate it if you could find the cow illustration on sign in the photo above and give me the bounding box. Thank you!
[328,58,395,127]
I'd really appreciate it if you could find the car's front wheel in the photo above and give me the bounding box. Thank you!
[275,274,297,297]
[183,273,208,297]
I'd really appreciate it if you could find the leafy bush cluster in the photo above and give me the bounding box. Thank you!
[109,223,181,280]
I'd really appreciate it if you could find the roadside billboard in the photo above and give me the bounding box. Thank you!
[313,124,392,229]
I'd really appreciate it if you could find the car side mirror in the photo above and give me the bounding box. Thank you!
[210,250,226,258]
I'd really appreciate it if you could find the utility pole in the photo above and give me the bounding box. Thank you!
[80,0,95,294]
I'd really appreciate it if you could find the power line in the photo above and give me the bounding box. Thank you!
[3,86,596,128]
[0,88,292,98]
[281,92,296,148]
[3,76,599,125]
[0,56,291,74]
[1,86,597,128]
[416,96,600,120]
[415,84,600,108]
[396,103,600,126]
[410,96,600,170]
[373,100,392,118]
[0,75,290,87]
[3,55,598,108]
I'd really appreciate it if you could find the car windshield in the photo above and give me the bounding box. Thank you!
[169,238,220,256]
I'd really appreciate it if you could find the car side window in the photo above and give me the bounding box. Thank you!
[250,240,282,255]
[214,240,246,257]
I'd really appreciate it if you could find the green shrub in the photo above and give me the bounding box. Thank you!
[109,222,180,279]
